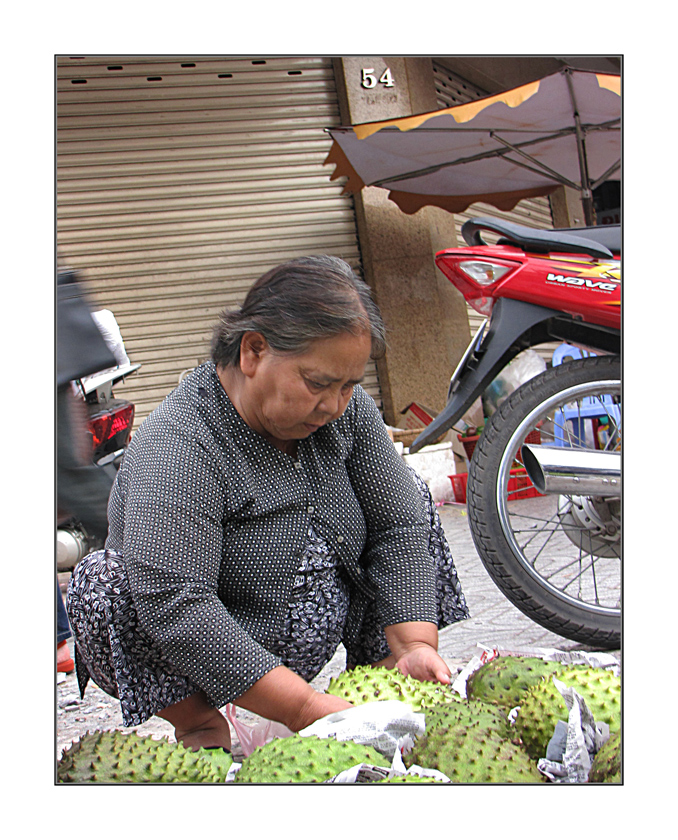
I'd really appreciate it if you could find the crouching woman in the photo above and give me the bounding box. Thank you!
[68,255,469,751]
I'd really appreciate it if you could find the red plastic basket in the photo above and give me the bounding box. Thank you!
[457,434,481,461]
[449,473,469,504]
[449,468,542,504]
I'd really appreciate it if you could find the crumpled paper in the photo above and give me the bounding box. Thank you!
[299,699,424,761]
[536,678,611,783]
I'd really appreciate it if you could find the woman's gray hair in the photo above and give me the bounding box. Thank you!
[211,255,386,367]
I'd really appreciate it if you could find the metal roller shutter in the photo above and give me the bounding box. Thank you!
[56,55,381,428]
[433,63,558,363]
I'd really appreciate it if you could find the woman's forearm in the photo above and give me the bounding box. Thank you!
[233,665,353,732]
[384,620,439,658]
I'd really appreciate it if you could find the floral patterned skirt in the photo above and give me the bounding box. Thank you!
[67,469,469,727]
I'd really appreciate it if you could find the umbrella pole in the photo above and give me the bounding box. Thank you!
[565,69,595,226]
[576,129,596,226]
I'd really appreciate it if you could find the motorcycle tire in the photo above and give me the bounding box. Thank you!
[466,355,621,649]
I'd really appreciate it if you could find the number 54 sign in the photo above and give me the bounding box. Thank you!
[361,67,395,89]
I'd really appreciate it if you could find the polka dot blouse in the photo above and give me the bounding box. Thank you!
[105,361,438,708]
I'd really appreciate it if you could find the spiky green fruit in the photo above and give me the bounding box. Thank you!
[515,666,621,760]
[423,697,510,739]
[57,731,229,783]
[406,720,542,784]
[589,731,621,783]
[195,746,235,782]
[326,665,459,712]
[466,656,572,710]
[378,774,449,783]
[234,734,386,783]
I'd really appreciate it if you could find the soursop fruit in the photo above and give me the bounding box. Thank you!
[423,696,510,739]
[378,774,449,783]
[234,734,386,783]
[406,719,542,783]
[57,730,230,783]
[588,730,621,783]
[198,746,235,782]
[466,656,570,710]
[515,666,621,760]
[326,665,459,712]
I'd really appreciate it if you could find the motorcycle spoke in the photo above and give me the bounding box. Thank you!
[509,506,620,548]
[543,554,609,607]
[588,548,601,604]
[535,551,591,585]
[547,559,598,600]
[525,532,560,569]
[504,494,619,608]
[512,510,563,552]
[515,528,614,607]
[509,505,566,521]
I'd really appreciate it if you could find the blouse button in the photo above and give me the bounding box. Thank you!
[337,535,344,544]
[294,461,303,470]
[307,505,315,514]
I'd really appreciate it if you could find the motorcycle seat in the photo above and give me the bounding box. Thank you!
[463,217,620,259]
[554,224,620,256]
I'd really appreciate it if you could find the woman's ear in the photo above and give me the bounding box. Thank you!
[239,332,269,377]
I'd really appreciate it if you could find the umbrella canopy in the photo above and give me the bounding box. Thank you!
[325,68,620,225]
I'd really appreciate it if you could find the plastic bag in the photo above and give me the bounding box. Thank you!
[224,704,294,757]
[483,349,546,417]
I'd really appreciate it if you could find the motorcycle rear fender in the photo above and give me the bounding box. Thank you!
[409,297,619,453]
[78,362,142,400]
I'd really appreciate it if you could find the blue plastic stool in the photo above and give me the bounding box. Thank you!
[552,344,620,448]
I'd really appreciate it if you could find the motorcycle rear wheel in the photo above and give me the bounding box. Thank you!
[466,355,621,649]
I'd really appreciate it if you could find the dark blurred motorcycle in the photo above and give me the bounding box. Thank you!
[56,269,139,571]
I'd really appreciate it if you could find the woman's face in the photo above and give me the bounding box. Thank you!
[238,330,373,450]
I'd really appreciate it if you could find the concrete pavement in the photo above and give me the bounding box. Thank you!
[434,502,618,664]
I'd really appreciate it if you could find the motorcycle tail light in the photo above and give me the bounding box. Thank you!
[89,404,135,450]
[109,404,135,439]
[89,414,111,450]
[467,296,495,316]
[458,260,513,285]
[436,251,522,316]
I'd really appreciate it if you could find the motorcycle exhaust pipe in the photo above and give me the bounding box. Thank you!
[521,444,621,496]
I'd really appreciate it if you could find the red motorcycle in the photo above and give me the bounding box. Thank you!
[411,217,621,649]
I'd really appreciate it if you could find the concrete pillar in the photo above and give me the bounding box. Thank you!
[332,57,471,427]
[550,186,588,228]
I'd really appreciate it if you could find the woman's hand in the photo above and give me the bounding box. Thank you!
[385,621,451,684]
[394,642,451,684]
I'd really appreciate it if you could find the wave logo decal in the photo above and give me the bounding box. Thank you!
[545,260,621,293]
